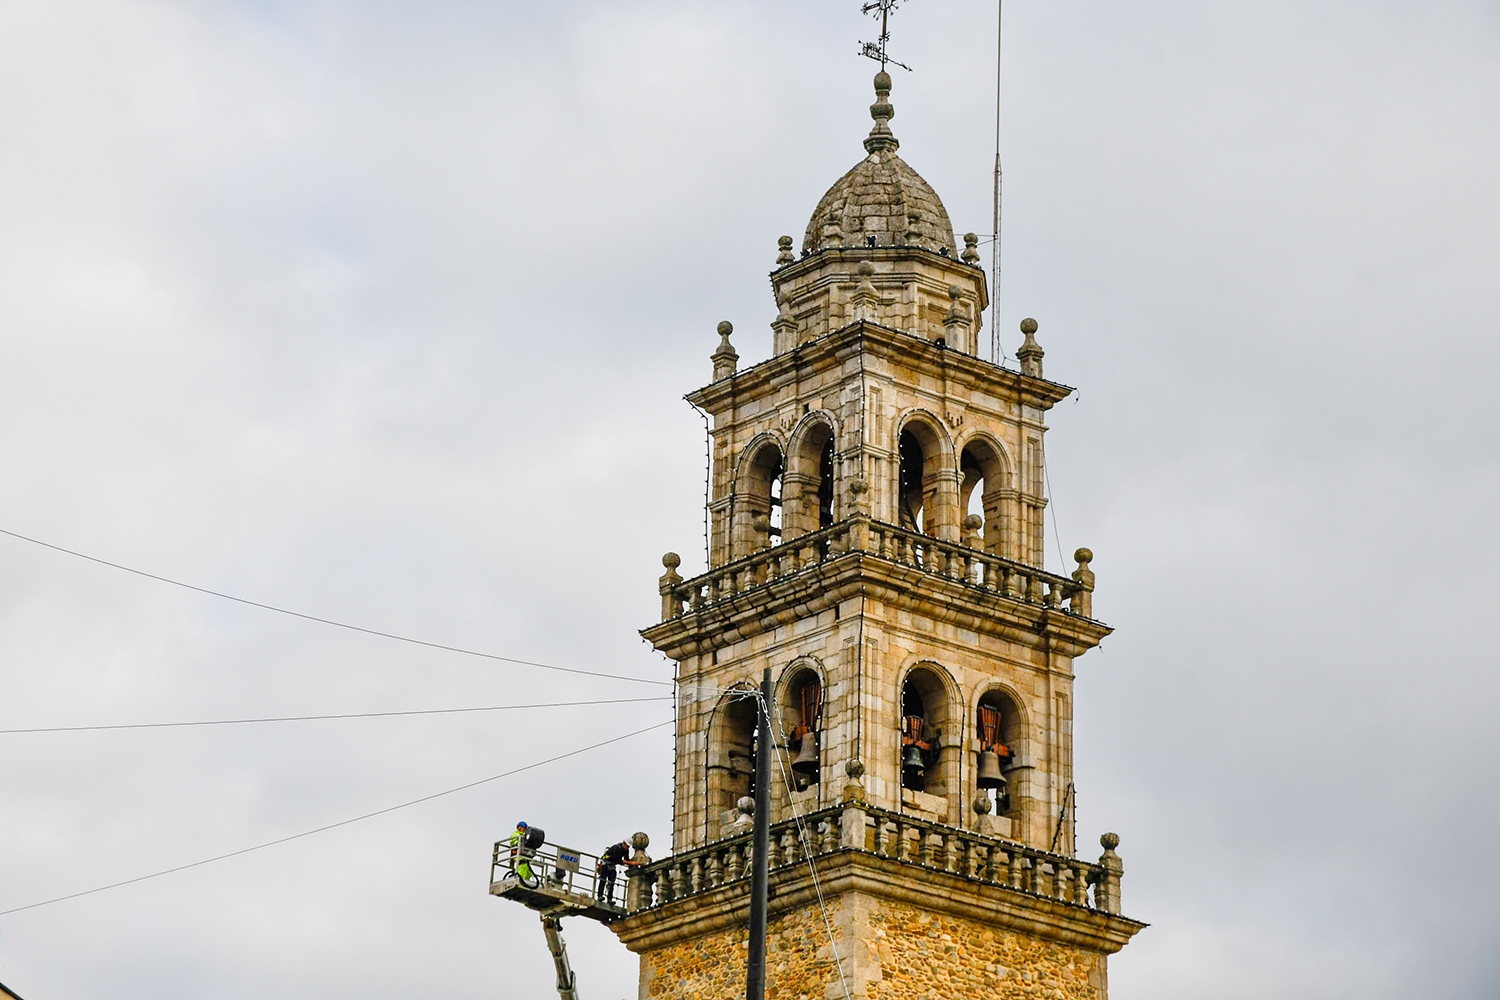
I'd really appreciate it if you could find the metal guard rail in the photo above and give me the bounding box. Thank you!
[491,839,628,911]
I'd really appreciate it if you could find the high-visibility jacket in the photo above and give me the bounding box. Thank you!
[508,830,534,880]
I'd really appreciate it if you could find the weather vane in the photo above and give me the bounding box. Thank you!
[860,0,913,73]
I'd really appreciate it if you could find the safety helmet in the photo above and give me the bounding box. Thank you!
[516,821,529,829]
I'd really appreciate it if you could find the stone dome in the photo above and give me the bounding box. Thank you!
[801,73,957,256]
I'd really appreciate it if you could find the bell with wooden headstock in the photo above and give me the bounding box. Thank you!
[791,730,820,776]
[976,750,1007,790]
[791,679,823,778]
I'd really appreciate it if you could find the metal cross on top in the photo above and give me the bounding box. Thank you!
[860,0,913,72]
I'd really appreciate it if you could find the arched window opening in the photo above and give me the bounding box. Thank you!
[898,419,956,544]
[959,439,1008,559]
[899,430,926,533]
[736,442,785,557]
[785,422,836,543]
[899,669,950,795]
[783,670,823,788]
[960,448,985,524]
[817,436,835,531]
[976,691,1018,816]
[708,693,761,825]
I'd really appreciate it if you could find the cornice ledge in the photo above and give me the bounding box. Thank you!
[609,851,1145,955]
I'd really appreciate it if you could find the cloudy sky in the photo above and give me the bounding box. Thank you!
[0,1,1497,997]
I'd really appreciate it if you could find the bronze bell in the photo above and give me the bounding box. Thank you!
[902,744,925,777]
[976,750,1007,790]
[791,733,820,776]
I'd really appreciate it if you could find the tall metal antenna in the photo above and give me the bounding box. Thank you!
[991,1,1004,365]
[860,0,913,73]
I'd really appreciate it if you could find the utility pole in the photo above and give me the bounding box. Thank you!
[745,668,772,1000]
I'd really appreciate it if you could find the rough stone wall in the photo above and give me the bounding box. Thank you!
[638,901,837,1000]
[635,893,1105,1000]
[864,899,1105,1000]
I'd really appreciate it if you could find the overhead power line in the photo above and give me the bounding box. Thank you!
[0,526,671,688]
[0,717,674,917]
[0,696,673,735]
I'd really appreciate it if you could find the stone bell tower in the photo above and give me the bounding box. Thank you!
[610,72,1144,999]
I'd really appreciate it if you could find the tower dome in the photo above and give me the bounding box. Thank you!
[801,72,957,256]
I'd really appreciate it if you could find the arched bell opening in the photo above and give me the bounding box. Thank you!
[959,436,1011,563]
[897,416,958,544]
[732,439,785,559]
[706,689,761,837]
[898,666,954,802]
[975,689,1021,818]
[783,419,837,543]
[781,668,824,789]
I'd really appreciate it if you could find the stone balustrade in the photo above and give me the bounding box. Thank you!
[657,517,1095,623]
[625,804,1122,916]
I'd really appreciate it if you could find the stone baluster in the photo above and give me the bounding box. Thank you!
[871,813,888,856]
[920,829,937,868]
[1027,573,1045,603]
[724,842,742,881]
[767,832,782,869]
[942,833,958,872]
[892,818,907,861]
[1074,866,1092,907]
[1096,833,1123,914]
[982,844,1000,883]
[1044,578,1063,608]
[706,850,722,888]
[1003,566,1022,598]
[626,868,650,911]
[1008,850,1026,889]
[689,855,704,894]
[659,553,684,620]
[780,827,799,865]
[1070,548,1095,618]
[821,816,840,855]
[1052,862,1069,900]
[656,866,675,903]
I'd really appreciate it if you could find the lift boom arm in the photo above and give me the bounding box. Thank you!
[540,913,579,1000]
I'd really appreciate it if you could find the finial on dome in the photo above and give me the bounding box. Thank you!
[864,72,900,155]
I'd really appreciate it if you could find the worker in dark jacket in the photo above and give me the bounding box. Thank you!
[596,840,636,903]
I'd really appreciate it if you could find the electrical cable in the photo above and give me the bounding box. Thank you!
[0,717,674,917]
[0,696,673,736]
[0,526,671,688]
[760,691,854,1000]
[1040,463,1070,573]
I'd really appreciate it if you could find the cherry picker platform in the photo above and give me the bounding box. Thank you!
[490,828,634,1000]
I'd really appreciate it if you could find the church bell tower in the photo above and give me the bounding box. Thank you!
[610,71,1144,999]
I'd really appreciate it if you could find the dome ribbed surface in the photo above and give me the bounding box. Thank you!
[801,150,956,256]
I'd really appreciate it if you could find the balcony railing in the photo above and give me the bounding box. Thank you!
[657,517,1094,623]
[625,804,1123,916]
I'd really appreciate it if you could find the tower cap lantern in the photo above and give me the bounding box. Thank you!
[801,73,956,256]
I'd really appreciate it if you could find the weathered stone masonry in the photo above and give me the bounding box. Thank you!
[612,71,1144,999]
